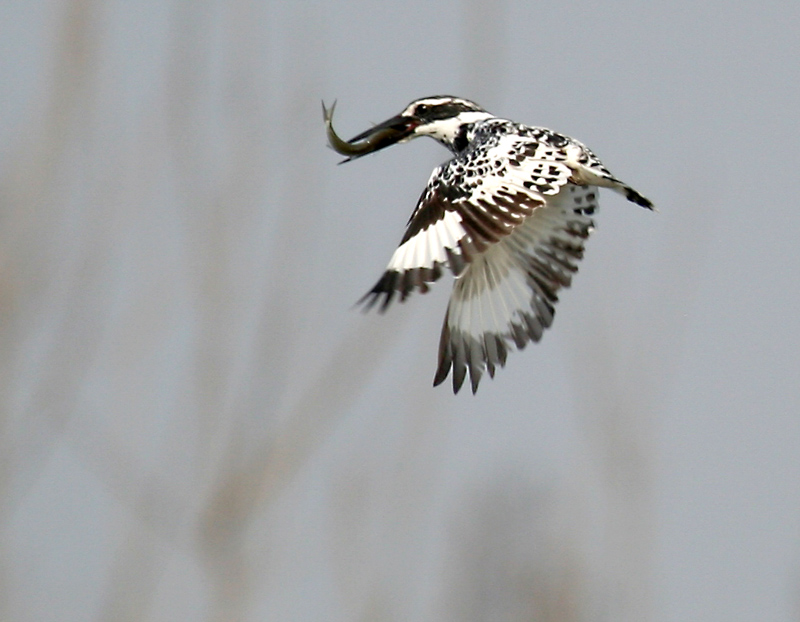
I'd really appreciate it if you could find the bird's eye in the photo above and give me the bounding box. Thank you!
[416,104,429,115]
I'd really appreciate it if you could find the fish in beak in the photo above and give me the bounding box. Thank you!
[322,101,420,163]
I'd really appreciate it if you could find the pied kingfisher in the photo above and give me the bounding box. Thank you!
[323,95,653,394]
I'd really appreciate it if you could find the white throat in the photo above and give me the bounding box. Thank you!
[415,111,494,143]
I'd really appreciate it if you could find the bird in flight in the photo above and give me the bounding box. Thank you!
[323,96,653,394]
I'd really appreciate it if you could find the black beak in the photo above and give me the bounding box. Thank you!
[323,101,420,163]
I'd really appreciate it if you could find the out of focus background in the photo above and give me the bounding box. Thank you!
[1,1,799,621]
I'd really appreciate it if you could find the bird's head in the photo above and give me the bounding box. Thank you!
[323,96,494,162]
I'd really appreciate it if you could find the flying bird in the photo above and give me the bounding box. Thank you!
[323,96,653,394]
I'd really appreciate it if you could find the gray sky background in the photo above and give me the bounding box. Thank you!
[1,1,799,621]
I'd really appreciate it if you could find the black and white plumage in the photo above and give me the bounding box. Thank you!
[323,96,653,394]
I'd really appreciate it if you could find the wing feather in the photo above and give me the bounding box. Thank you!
[434,184,597,393]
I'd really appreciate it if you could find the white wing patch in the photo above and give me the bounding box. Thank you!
[386,209,465,272]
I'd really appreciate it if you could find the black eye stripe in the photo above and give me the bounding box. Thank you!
[417,103,475,120]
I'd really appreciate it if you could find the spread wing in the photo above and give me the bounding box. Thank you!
[359,132,579,310]
[434,184,597,394]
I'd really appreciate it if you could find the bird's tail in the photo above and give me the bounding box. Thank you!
[612,180,654,210]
